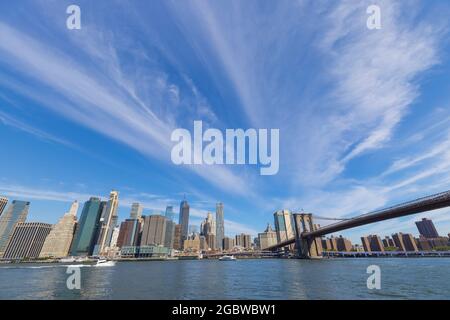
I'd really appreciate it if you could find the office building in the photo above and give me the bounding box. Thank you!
[0,200,30,257]
[117,219,141,248]
[258,224,277,250]
[273,210,295,243]
[206,233,216,250]
[415,218,439,239]
[0,196,8,216]
[223,237,235,251]
[130,203,143,220]
[215,202,224,250]
[164,219,176,249]
[141,215,166,246]
[235,233,252,249]
[3,222,52,259]
[70,197,104,256]
[183,234,200,252]
[93,190,119,256]
[201,212,215,236]
[40,201,78,258]
[179,199,190,243]
[173,224,182,250]
[361,235,384,252]
[165,206,174,221]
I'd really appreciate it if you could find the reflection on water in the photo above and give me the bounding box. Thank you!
[1,258,450,299]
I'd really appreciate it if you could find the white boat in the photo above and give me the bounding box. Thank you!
[219,255,236,261]
[94,259,116,267]
[59,257,76,263]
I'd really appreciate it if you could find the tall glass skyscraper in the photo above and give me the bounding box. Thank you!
[179,199,190,245]
[165,206,174,221]
[215,202,224,250]
[70,197,104,256]
[130,202,143,220]
[0,200,30,257]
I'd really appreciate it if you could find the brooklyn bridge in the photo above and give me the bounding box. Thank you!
[266,190,450,258]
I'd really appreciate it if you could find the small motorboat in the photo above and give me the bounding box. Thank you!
[94,259,116,267]
[219,255,236,261]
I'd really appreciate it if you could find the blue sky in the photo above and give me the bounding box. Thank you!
[1,0,450,243]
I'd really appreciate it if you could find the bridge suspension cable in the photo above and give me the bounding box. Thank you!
[314,216,352,221]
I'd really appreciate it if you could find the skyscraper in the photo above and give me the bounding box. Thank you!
[3,222,52,259]
[173,224,182,250]
[361,235,384,252]
[273,210,295,243]
[258,224,277,250]
[179,199,190,243]
[164,219,176,249]
[141,215,167,246]
[0,200,30,257]
[70,197,104,256]
[130,203,143,220]
[94,190,119,255]
[39,201,78,258]
[415,218,439,239]
[215,202,224,250]
[117,219,141,248]
[200,212,215,236]
[0,196,8,216]
[165,206,174,221]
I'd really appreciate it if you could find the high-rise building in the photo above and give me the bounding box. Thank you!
[70,197,104,256]
[141,215,166,246]
[3,222,52,259]
[235,233,252,249]
[183,234,200,252]
[130,203,143,220]
[223,237,234,251]
[258,224,277,250]
[117,219,141,248]
[0,200,30,257]
[0,196,8,216]
[109,226,120,248]
[200,212,215,236]
[215,202,224,250]
[206,233,216,250]
[165,206,174,221]
[415,218,439,239]
[39,201,78,258]
[336,235,352,252]
[273,210,295,243]
[94,190,119,255]
[164,219,176,249]
[173,224,182,250]
[361,235,384,252]
[179,199,190,243]
[382,236,395,248]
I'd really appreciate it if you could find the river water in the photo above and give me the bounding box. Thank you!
[0,258,449,299]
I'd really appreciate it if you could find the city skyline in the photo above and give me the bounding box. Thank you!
[2,190,450,248]
[1,1,450,245]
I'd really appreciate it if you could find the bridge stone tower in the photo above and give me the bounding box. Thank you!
[293,213,323,259]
